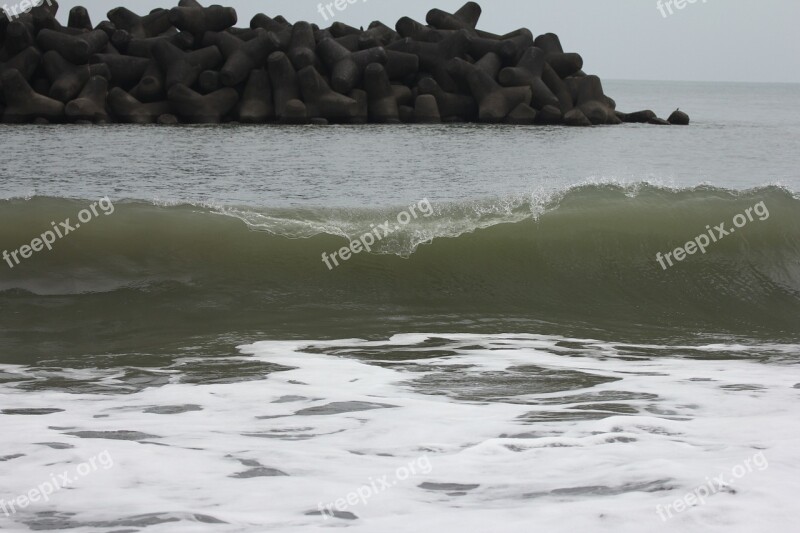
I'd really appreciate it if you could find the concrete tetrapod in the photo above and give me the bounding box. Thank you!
[65,75,110,122]
[0,0,686,126]
[2,68,64,123]
[167,83,238,123]
[108,87,170,124]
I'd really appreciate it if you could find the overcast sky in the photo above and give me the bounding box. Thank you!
[44,0,800,83]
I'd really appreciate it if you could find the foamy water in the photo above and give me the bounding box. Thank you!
[0,334,797,532]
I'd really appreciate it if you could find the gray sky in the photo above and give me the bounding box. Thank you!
[45,0,800,83]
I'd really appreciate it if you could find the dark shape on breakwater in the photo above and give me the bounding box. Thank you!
[0,1,686,125]
[668,108,690,125]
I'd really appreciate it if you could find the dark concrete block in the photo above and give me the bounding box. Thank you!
[125,31,194,58]
[36,29,109,64]
[297,65,358,121]
[220,29,280,86]
[564,107,591,127]
[622,109,657,124]
[91,53,150,89]
[280,98,308,124]
[68,7,93,31]
[4,21,36,56]
[43,50,110,102]
[359,22,400,49]
[535,104,562,125]
[414,94,441,123]
[168,83,239,123]
[108,87,170,123]
[2,68,65,123]
[130,61,165,102]
[267,51,301,120]
[364,63,400,123]
[169,5,238,34]
[0,47,41,83]
[349,88,369,124]
[237,68,273,123]
[668,108,690,125]
[417,76,477,120]
[65,75,109,122]
[505,102,537,124]
[153,40,222,89]
[498,47,559,110]
[107,7,172,39]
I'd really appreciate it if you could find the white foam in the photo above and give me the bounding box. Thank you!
[0,334,797,532]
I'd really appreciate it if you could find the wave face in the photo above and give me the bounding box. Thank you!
[1,184,799,360]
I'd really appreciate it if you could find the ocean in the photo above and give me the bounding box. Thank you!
[0,80,798,532]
